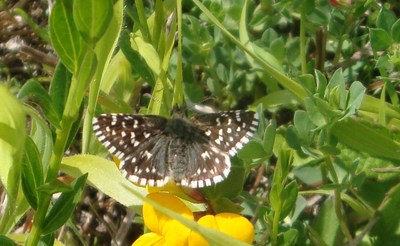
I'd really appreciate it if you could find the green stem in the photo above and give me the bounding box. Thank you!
[173,0,183,107]
[82,77,101,154]
[299,4,307,74]
[26,119,74,246]
[271,204,281,246]
[325,156,353,243]
[135,0,152,43]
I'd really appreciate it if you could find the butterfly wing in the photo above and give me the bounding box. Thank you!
[171,110,258,188]
[93,110,259,189]
[179,142,231,188]
[191,110,259,156]
[92,114,170,186]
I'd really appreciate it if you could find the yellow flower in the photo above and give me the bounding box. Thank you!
[133,192,254,246]
[188,213,254,246]
[133,192,193,246]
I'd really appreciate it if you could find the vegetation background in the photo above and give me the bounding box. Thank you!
[0,0,400,245]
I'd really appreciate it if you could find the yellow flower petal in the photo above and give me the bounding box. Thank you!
[143,193,193,235]
[215,213,254,243]
[188,213,254,245]
[188,215,217,246]
[163,219,191,245]
[132,232,165,246]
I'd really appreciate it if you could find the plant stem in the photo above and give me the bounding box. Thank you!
[325,155,353,243]
[300,2,307,75]
[26,120,73,246]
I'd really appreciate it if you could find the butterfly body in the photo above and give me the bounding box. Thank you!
[93,110,259,188]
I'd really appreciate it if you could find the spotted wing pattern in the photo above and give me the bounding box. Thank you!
[93,110,259,188]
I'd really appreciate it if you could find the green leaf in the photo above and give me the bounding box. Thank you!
[38,232,55,246]
[269,184,281,214]
[376,7,397,33]
[0,235,17,246]
[263,120,276,155]
[0,84,26,201]
[49,0,85,72]
[37,179,73,195]
[60,155,147,208]
[203,158,246,202]
[312,199,340,245]
[293,110,314,145]
[277,228,298,246]
[24,105,53,170]
[315,70,327,98]
[252,90,300,110]
[237,141,266,161]
[49,63,72,117]
[370,184,400,243]
[280,181,298,219]
[332,118,400,160]
[0,84,26,234]
[369,28,392,52]
[391,19,400,43]
[298,74,316,94]
[285,126,302,150]
[42,174,88,235]
[119,31,155,86]
[343,81,365,117]
[73,0,113,43]
[21,137,44,210]
[17,79,61,127]
[209,197,243,214]
[304,98,327,128]
[327,69,346,109]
